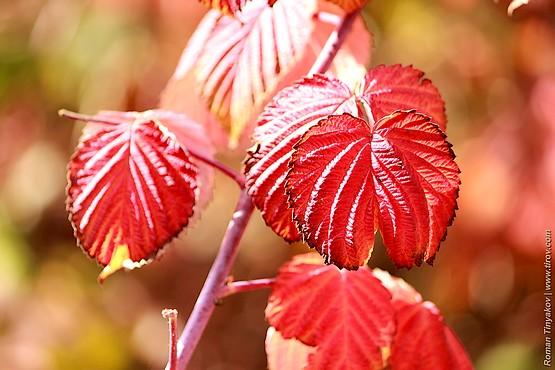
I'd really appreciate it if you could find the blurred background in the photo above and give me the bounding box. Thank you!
[0,0,553,369]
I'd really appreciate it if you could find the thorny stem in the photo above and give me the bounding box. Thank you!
[162,309,178,370]
[58,109,245,188]
[308,10,359,76]
[169,190,254,370]
[218,278,275,299]
[168,9,359,370]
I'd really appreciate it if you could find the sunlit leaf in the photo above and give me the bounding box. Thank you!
[165,0,316,147]
[266,254,395,369]
[245,75,357,241]
[286,111,459,269]
[375,269,473,370]
[361,64,447,130]
[66,112,198,281]
[98,110,214,207]
[245,65,455,269]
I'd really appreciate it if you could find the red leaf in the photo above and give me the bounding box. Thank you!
[266,254,395,370]
[362,65,447,130]
[165,0,316,146]
[286,111,459,269]
[374,269,473,370]
[266,326,314,370]
[390,301,473,370]
[67,112,198,281]
[98,110,215,207]
[245,66,448,258]
[245,75,358,241]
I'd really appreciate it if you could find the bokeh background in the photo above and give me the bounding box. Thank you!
[0,0,553,369]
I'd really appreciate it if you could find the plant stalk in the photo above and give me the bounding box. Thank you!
[169,190,254,370]
[218,278,275,299]
[308,10,359,76]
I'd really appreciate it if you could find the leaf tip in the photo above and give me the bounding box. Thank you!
[97,244,147,283]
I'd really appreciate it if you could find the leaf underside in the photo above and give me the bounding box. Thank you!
[172,0,316,146]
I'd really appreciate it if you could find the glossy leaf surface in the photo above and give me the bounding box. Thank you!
[67,112,198,280]
[266,254,395,369]
[287,111,459,269]
[245,75,357,241]
[245,65,455,269]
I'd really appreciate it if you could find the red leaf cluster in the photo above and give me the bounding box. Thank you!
[246,65,460,269]
[266,254,473,370]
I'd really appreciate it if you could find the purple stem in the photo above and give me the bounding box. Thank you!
[218,278,276,299]
[308,10,359,76]
[170,190,254,370]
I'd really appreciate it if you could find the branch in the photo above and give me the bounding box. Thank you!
[308,10,359,76]
[162,309,178,370]
[168,190,254,370]
[219,278,275,299]
[58,109,245,188]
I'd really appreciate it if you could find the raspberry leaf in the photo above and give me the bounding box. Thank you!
[168,0,316,147]
[286,111,459,269]
[266,254,395,369]
[245,75,358,241]
[66,111,198,281]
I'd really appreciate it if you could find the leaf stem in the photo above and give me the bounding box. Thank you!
[169,190,254,370]
[218,278,275,299]
[187,149,245,189]
[308,10,359,76]
[58,109,245,189]
[58,109,121,125]
[162,309,178,370]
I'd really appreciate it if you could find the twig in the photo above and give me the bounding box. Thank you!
[218,278,275,299]
[162,309,178,370]
[169,190,254,370]
[308,11,359,76]
[58,109,245,188]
